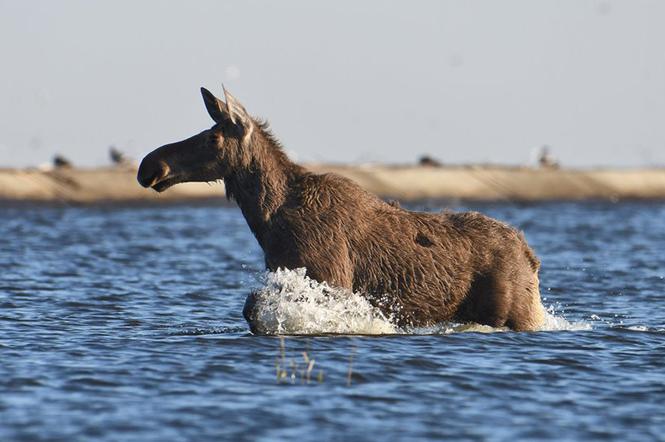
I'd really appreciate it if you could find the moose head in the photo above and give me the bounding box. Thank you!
[137,87,255,192]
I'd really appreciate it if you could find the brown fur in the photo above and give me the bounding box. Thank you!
[137,87,545,331]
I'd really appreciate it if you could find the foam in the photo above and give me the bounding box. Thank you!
[539,310,592,331]
[247,268,590,335]
[248,268,397,335]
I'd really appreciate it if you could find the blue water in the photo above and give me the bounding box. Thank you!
[1,201,665,441]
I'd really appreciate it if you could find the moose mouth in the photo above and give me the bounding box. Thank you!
[151,176,180,192]
[138,169,181,192]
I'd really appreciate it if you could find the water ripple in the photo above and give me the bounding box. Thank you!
[1,202,665,441]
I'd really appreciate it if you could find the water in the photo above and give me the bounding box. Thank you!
[1,201,665,441]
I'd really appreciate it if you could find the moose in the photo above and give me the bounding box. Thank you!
[137,87,545,332]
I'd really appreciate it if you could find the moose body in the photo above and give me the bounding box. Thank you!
[138,87,545,331]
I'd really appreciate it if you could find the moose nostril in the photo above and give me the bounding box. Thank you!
[137,160,168,188]
[137,170,157,188]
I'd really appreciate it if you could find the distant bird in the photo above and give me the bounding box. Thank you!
[109,146,130,166]
[418,155,443,167]
[52,154,72,169]
[537,145,560,169]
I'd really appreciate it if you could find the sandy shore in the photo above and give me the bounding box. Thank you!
[2,165,665,204]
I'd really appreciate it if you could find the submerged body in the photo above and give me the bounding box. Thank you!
[138,86,545,332]
[244,172,543,330]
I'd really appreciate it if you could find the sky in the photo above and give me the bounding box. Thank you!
[1,0,664,168]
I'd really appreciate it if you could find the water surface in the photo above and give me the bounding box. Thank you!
[1,201,664,441]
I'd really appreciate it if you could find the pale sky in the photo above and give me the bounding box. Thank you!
[1,0,664,168]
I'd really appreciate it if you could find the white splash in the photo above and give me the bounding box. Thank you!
[539,306,592,331]
[539,312,592,331]
[411,310,590,334]
[625,325,649,332]
[248,268,397,335]
[408,323,509,334]
[247,268,590,335]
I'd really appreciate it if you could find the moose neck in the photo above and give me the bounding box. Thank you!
[223,125,303,246]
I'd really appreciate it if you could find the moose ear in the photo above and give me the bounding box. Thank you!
[201,87,226,123]
[222,85,254,144]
